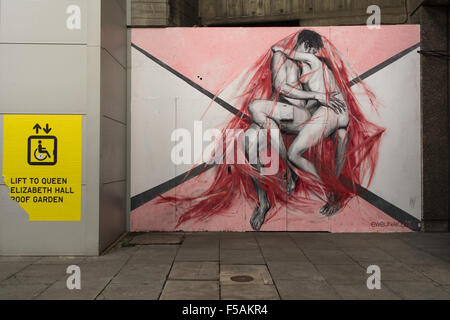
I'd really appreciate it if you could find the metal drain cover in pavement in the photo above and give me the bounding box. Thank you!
[230,275,254,283]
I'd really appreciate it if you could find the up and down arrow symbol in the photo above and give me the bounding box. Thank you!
[32,123,52,134]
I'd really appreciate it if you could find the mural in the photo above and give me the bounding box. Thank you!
[131,26,421,232]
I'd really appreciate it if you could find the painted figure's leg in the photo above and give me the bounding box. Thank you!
[242,123,271,231]
[321,127,349,216]
[282,103,314,195]
[248,100,289,161]
[287,106,342,214]
[249,175,270,231]
[248,100,297,195]
[334,128,349,179]
[287,123,324,177]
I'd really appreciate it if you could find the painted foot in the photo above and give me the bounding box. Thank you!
[319,201,341,217]
[250,199,270,231]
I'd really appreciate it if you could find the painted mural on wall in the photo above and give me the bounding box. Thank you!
[131,26,421,232]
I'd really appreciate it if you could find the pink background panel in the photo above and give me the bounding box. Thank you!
[132,26,420,95]
[131,167,410,233]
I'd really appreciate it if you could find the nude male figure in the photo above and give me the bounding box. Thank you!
[244,30,347,231]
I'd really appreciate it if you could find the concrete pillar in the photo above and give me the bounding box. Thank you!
[0,0,128,255]
[419,5,449,231]
[98,0,128,252]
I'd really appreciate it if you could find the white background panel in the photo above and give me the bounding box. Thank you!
[131,49,175,196]
[358,50,421,219]
[131,47,234,196]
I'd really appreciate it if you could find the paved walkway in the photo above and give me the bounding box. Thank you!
[0,232,449,300]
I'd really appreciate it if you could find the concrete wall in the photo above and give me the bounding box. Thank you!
[0,0,128,255]
[99,0,128,252]
[130,0,169,26]
[416,4,449,231]
[199,0,407,26]
[408,0,449,231]
[130,0,199,26]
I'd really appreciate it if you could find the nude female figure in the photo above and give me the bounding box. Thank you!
[244,30,348,230]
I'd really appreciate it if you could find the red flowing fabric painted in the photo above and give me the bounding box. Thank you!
[158,30,385,227]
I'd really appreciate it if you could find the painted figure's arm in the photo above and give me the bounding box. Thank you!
[272,47,346,114]
[271,51,319,101]
[281,83,318,101]
[272,45,317,65]
[271,51,344,113]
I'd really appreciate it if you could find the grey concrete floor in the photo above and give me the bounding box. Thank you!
[0,232,449,300]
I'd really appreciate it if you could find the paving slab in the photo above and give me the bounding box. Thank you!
[332,283,401,300]
[255,232,291,238]
[159,280,219,300]
[0,262,32,282]
[303,249,356,265]
[36,278,109,300]
[33,256,87,265]
[0,257,42,263]
[315,264,367,285]
[408,264,450,285]
[220,249,265,265]
[169,262,219,280]
[220,238,258,250]
[0,283,48,300]
[360,233,400,240]
[11,264,68,284]
[383,281,450,300]
[221,284,280,300]
[275,279,340,300]
[266,261,324,281]
[70,261,125,282]
[288,232,333,239]
[220,265,273,285]
[387,249,446,265]
[85,247,136,262]
[404,235,450,249]
[185,232,223,238]
[130,233,184,245]
[111,263,171,284]
[329,237,373,249]
[98,281,164,300]
[260,247,309,262]
[175,246,219,261]
[343,247,397,264]
[183,234,221,245]
[257,237,298,249]
[2,232,450,300]
[292,238,339,250]
[129,245,178,264]
[367,238,412,250]
[359,262,432,282]
[219,232,255,239]
[181,242,219,250]
[419,247,450,263]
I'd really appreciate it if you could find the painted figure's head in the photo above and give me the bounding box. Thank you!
[296,30,323,54]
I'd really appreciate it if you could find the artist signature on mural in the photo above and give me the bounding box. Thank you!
[370,221,414,228]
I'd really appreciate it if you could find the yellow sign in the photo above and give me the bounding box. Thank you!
[2,115,82,221]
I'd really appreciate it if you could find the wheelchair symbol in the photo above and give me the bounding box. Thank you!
[28,136,57,165]
[34,140,52,160]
